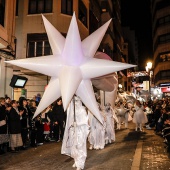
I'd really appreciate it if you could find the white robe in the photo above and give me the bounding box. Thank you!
[133,105,148,124]
[115,105,129,129]
[104,107,116,143]
[61,98,89,170]
[88,110,105,150]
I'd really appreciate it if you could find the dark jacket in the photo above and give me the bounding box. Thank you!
[18,106,32,129]
[8,107,21,134]
[154,108,161,122]
[51,104,66,123]
[0,105,7,134]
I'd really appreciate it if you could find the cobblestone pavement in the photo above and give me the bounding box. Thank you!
[0,122,170,170]
[140,128,170,170]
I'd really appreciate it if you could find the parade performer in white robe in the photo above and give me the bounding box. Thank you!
[133,100,148,131]
[104,103,118,144]
[61,96,90,170]
[115,102,129,129]
[88,104,106,150]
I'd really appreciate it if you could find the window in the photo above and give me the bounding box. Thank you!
[159,33,170,44]
[159,52,170,62]
[61,0,73,15]
[161,70,170,79]
[44,41,51,55]
[78,0,87,27]
[28,0,52,14]
[165,16,170,23]
[16,0,19,16]
[154,15,170,35]
[27,33,52,58]
[28,42,35,57]
[155,51,170,67]
[158,15,170,25]
[0,0,5,27]
[159,18,164,24]
[155,70,170,83]
[160,36,165,43]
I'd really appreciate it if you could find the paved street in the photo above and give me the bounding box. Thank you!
[0,122,170,170]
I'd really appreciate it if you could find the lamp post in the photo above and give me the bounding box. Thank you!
[145,62,152,97]
[147,62,152,70]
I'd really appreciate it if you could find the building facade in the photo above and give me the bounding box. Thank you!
[3,0,125,100]
[151,0,170,96]
[0,0,16,98]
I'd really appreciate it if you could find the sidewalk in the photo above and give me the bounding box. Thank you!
[0,122,170,170]
[140,126,170,170]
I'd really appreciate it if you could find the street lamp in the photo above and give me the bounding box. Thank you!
[145,65,149,72]
[147,62,152,70]
[145,62,152,98]
[146,62,152,81]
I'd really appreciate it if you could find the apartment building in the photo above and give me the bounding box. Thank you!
[0,0,16,98]
[1,0,125,99]
[151,0,170,97]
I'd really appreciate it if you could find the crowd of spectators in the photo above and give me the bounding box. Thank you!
[0,95,66,155]
[144,97,170,151]
[1,93,170,155]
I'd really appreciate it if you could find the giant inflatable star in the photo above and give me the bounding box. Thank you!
[5,13,135,123]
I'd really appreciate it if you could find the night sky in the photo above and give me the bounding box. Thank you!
[121,0,153,71]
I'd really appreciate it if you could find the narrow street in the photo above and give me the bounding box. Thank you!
[0,122,170,170]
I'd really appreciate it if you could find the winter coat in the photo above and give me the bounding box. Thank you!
[0,105,7,134]
[8,107,21,134]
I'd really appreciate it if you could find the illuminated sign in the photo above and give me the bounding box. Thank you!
[159,83,170,87]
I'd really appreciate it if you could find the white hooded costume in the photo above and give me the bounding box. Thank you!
[88,105,106,150]
[61,96,89,170]
[115,104,129,129]
[104,103,117,144]
[133,102,148,131]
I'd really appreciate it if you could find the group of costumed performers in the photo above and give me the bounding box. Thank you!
[88,102,117,150]
[61,96,117,170]
[115,90,148,131]
[61,95,118,170]
[61,92,148,170]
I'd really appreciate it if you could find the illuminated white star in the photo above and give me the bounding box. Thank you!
[5,13,135,123]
